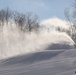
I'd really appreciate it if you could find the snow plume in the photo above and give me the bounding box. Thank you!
[0,20,74,60]
[41,17,69,30]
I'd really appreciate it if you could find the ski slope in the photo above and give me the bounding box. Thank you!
[0,49,76,75]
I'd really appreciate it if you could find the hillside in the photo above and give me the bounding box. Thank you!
[0,49,76,75]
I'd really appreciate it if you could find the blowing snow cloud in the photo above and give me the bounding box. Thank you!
[41,17,69,30]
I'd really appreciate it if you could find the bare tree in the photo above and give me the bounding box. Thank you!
[0,8,12,26]
[0,9,7,26]
[25,12,40,32]
[13,11,26,31]
[65,0,76,47]
[5,8,12,25]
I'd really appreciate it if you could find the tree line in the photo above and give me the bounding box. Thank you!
[0,5,76,48]
[0,8,40,32]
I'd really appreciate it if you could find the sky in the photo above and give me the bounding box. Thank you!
[0,0,75,30]
[0,0,73,21]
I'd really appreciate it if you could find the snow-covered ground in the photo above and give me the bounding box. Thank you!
[0,49,76,75]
